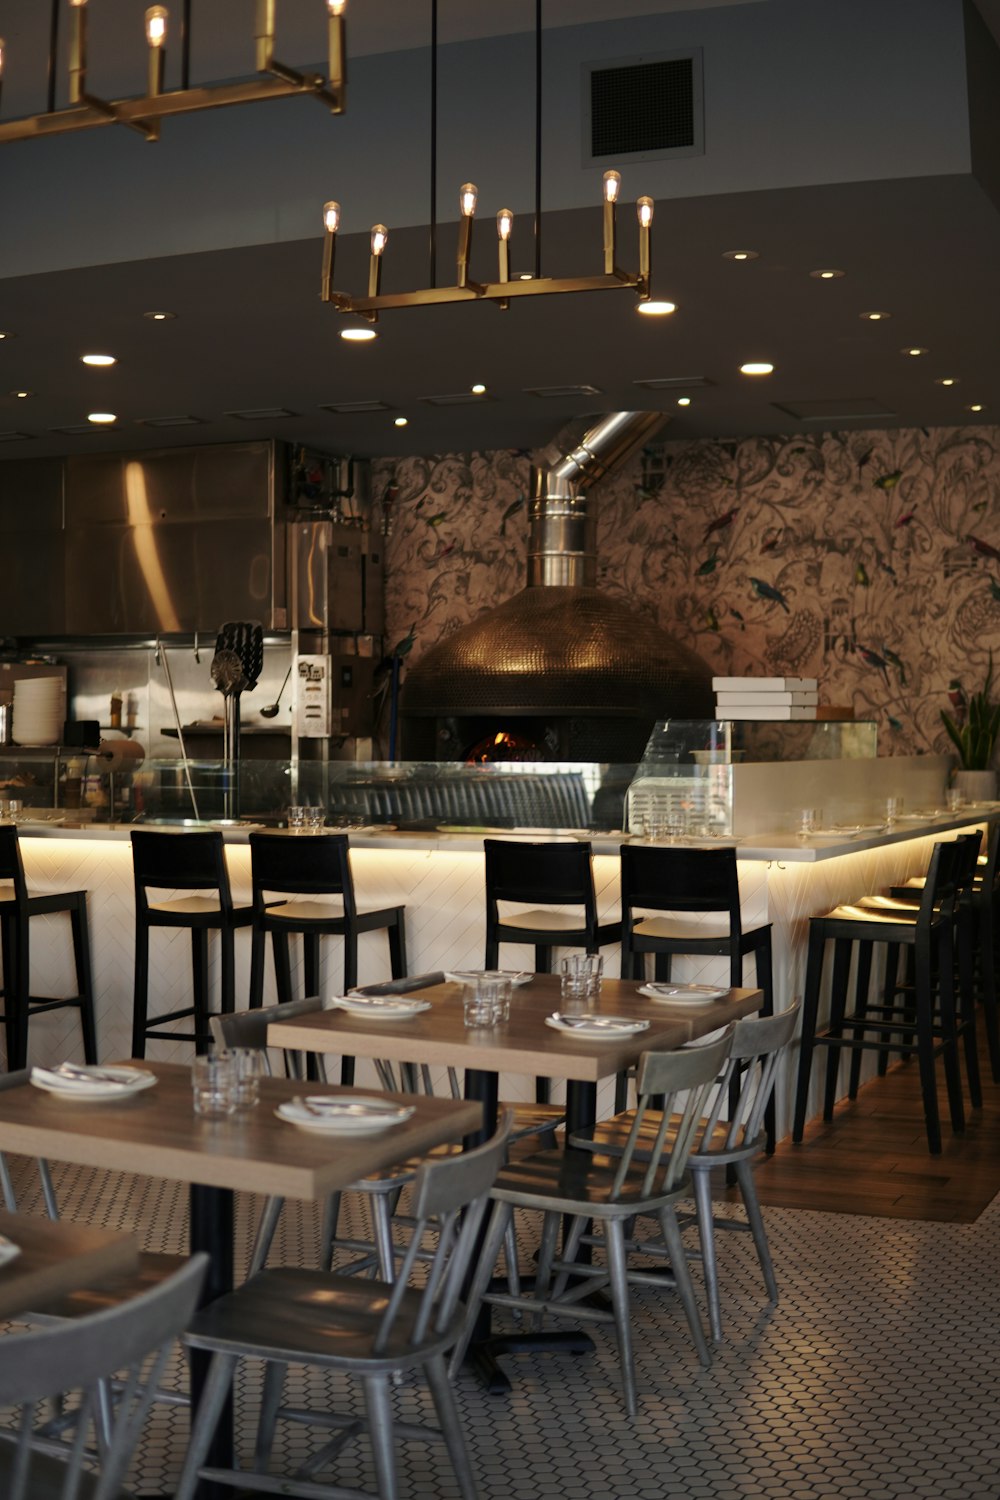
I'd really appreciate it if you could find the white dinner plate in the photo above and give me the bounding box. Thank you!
[545,1013,649,1039]
[444,970,532,987]
[639,983,728,1004]
[332,995,431,1019]
[276,1096,415,1135]
[0,1235,21,1269]
[30,1065,157,1101]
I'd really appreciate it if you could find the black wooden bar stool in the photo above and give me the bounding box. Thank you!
[618,842,775,1140]
[484,838,620,970]
[0,824,98,1069]
[792,838,967,1155]
[247,831,407,1009]
[130,830,253,1058]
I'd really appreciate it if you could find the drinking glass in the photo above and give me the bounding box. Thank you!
[559,955,590,1009]
[487,977,512,1024]
[191,1054,237,1117]
[286,805,306,833]
[582,953,604,1000]
[946,788,963,812]
[885,796,903,827]
[798,808,819,838]
[229,1048,267,1111]
[462,983,495,1028]
[304,805,326,832]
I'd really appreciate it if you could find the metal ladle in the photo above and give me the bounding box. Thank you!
[259,666,292,719]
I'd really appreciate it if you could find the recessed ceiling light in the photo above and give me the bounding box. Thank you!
[810,268,845,279]
[935,376,958,387]
[967,403,985,412]
[517,272,533,281]
[143,310,176,321]
[87,412,117,424]
[860,311,890,321]
[637,300,676,317]
[10,390,33,399]
[340,325,378,342]
[740,362,774,376]
[0,331,14,340]
[722,250,759,261]
[81,353,117,367]
[901,346,928,357]
[471,383,487,394]
[394,416,408,427]
[676,397,691,407]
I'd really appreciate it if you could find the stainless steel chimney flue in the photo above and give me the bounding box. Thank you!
[528,411,669,587]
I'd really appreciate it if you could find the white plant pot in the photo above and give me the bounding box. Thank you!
[953,769,998,802]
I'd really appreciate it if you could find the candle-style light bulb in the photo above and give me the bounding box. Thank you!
[371,224,388,256]
[145,6,168,46]
[603,169,621,204]
[321,202,341,302]
[327,0,347,14]
[69,0,89,105]
[459,183,478,218]
[69,0,88,7]
[323,200,341,234]
[636,196,654,228]
[496,209,513,300]
[496,209,514,241]
[326,0,346,111]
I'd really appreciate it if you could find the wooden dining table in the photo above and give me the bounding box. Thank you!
[268,973,764,1389]
[0,1062,479,1499]
[0,1207,139,1321]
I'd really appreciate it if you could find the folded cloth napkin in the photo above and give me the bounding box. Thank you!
[350,972,445,996]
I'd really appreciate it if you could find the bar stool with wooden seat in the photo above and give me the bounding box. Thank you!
[618,842,775,1136]
[247,831,407,1012]
[130,829,253,1058]
[484,837,620,971]
[792,837,967,1155]
[0,825,98,1069]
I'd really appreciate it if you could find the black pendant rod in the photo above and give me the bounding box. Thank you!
[181,0,192,92]
[429,0,438,288]
[534,0,542,281]
[46,0,60,113]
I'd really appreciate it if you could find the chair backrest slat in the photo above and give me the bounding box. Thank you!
[615,1029,735,1198]
[130,830,233,909]
[484,839,597,916]
[249,831,357,919]
[621,843,744,939]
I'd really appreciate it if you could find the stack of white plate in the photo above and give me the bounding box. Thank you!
[13,676,65,746]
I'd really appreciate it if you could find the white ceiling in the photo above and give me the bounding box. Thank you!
[0,0,997,463]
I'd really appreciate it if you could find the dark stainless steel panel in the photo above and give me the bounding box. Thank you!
[292,521,364,633]
[64,442,273,525]
[0,459,66,634]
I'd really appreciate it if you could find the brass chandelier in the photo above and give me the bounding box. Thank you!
[0,0,347,146]
[319,0,665,327]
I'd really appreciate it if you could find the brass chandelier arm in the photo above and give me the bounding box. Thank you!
[0,73,342,146]
[338,271,648,314]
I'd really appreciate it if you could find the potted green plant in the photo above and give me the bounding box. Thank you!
[940,651,1000,800]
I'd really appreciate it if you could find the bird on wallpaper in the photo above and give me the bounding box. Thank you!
[749,577,790,612]
[887,715,903,732]
[947,679,966,712]
[761,533,780,553]
[872,469,903,491]
[856,645,890,683]
[702,507,739,543]
[696,554,719,577]
[854,561,870,587]
[877,553,897,579]
[730,607,747,631]
[425,512,447,528]
[857,446,874,473]
[705,607,720,631]
[990,578,1000,602]
[969,535,1000,563]
[435,541,457,560]
[499,495,525,536]
[880,645,907,683]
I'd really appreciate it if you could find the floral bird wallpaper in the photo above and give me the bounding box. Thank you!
[375,424,1000,758]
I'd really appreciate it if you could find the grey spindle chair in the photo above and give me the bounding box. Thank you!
[448,1028,736,1419]
[0,1255,207,1500]
[173,1111,514,1500]
[570,1003,801,1342]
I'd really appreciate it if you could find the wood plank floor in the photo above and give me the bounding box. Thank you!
[738,1028,1000,1223]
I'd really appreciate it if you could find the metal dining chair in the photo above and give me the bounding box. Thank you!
[569,1002,801,1342]
[0,1255,206,1500]
[173,1112,513,1500]
[448,1029,735,1419]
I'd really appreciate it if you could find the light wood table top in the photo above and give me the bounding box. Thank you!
[0,1208,139,1320]
[268,975,764,1081]
[0,1064,480,1203]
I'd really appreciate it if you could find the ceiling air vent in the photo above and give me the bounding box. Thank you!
[773,397,897,422]
[226,407,298,421]
[320,400,394,414]
[0,430,34,442]
[419,392,496,407]
[586,50,703,163]
[524,384,603,399]
[135,414,206,428]
[634,376,714,392]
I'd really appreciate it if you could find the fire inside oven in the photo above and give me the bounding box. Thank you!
[464,728,545,763]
